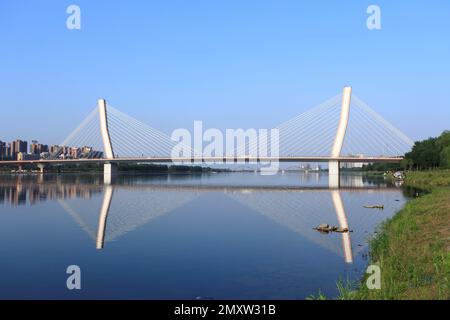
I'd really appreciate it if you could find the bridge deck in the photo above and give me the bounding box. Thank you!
[0,156,403,165]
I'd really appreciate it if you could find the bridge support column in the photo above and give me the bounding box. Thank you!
[329,161,340,188]
[37,163,46,174]
[103,163,118,185]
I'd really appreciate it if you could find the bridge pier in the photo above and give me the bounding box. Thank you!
[37,163,46,174]
[104,163,118,185]
[329,161,340,188]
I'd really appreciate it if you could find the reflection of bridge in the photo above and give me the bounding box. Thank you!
[0,87,413,188]
[54,182,403,264]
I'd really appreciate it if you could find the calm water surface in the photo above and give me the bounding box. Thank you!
[0,172,408,299]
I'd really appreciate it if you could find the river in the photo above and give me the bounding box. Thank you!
[0,172,407,299]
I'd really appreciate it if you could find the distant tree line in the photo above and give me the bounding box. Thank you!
[402,131,450,170]
[116,163,230,173]
[360,162,401,172]
[358,130,450,172]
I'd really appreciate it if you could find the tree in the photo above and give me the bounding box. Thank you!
[436,130,450,149]
[440,146,450,169]
[403,131,450,170]
[404,137,439,170]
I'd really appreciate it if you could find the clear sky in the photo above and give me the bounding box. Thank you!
[0,0,449,145]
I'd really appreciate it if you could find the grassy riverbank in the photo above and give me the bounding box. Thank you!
[340,170,450,300]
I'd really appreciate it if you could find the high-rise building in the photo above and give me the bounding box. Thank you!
[15,139,27,153]
[30,141,49,155]
[0,140,6,159]
[11,139,27,159]
[17,152,39,161]
[70,147,80,159]
[50,145,61,154]
[30,140,39,154]
[6,143,12,159]
[10,141,16,158]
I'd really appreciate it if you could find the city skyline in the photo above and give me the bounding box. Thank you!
[0,137,102,161]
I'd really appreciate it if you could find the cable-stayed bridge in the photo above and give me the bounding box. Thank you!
[0,87,413,187]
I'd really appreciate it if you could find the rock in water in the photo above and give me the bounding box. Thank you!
[314,224,331,232]
[363,205,384,209]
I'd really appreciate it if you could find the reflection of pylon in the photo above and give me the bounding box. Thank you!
[96,185,113,249]
[59,187,200,249]
[331,190,353,264]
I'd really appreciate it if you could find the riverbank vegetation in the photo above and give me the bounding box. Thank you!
[337,131,450,300]
[339,170,450,299]
[355,130,450,173]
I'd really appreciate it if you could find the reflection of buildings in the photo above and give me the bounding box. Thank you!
[0,184,27,206]
[340,174,364,188]
[0,176,102,206]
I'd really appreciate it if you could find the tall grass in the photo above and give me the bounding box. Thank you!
[338,171,450,299]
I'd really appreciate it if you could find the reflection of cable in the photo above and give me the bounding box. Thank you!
[57,199,96,240]
[60,187,200,247]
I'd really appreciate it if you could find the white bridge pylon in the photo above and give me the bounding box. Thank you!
[329,86,352,188]
[58,87,414,186]
[98,99,118,184]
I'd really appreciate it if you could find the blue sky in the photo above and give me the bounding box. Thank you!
[0,0,449,145]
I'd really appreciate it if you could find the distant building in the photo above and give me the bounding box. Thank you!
[1,139,102,161]
[14,139,27,153]
[6,143,12,159]
[70,147,80,159]
[0,141,6,159]
[82,146,92,154]
[17,152,39,161]
[50,145,61,154]
[40,152,50,159]
[342,154,364,169]
[10,139,27,160]
[30,141,48,155]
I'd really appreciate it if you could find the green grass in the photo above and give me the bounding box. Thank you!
[338,170,450,300]
[404,169,450,187]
